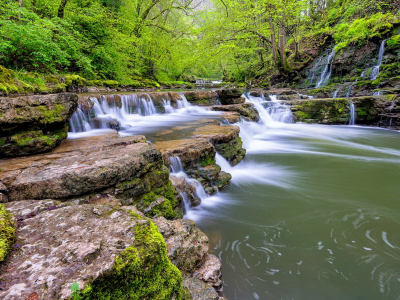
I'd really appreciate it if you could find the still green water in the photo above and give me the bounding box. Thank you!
[196,124,400,300]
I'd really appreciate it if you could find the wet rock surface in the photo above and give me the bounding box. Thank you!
[0,93,78,157]
[210,103,259,122]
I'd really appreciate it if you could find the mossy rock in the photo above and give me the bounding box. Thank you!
[82,219,185,299]
[0,204,16,262]
[0,127,68,157]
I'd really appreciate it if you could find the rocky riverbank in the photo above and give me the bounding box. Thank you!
[0,89,253,299]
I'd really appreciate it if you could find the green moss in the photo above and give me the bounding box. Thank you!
[387,35,400,50]
[140,181,178,219]
[200,155,216,167]
[0,204,16,262]
[215,137,244,162]
[11,128,67,148]
[103,80,120,88]
[65,74,87,87]
[81,219,184,300]
[36,105,66,124]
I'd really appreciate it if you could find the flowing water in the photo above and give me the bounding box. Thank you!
[188,96,400,300]
[67,91,400,299]
[371,40,387,81]
[307,47,336,88]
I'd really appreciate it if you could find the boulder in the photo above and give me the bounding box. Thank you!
[0,93,78,157]
[183,91,219,106]
[216,89,243,103]
[0,202,184,300]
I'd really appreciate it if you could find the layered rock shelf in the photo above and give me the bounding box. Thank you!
[287,95,400,127]
[0,93,78,157]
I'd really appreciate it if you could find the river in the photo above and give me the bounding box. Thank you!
[193,98,400,300]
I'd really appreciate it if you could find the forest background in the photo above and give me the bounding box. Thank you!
[0,0,399,92]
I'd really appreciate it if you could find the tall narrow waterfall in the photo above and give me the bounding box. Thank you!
[307,47,336,88]
[370,40,386,80]
[349,102,356,125]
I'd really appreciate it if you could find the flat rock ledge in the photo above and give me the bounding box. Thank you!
[0,133,181,219]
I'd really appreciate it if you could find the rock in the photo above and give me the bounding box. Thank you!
[0,202,184,300]
[287,96,398,125]
[210,103,260,122]
[90,117,121,131]
[183,91,219,106]
[216,89,243,105]
[193,254,222,288]
[153,217,209,274]
[0,134,181,219]
[183,278,220,300]
[170,175,201,207]
[0,93,78,158]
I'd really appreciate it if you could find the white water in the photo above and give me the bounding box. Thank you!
[68,93,221,138]
[349,102,356,125]
[370,40,386,81]
[316,48,336,88]
[333,88,340,98]
[169,156,209,218]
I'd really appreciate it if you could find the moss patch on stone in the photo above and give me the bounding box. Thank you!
[139,181,178,219]
[0,204,16,262]
[36,105,66,124]
[81,219,185,300]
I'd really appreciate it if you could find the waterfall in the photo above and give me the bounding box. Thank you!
[244,94,294,126]
[373,90,382,96]
[177,93,192,108]
[333,88,340,98]
[168,156,209,216]
[315,48,336,88]
[349,102,356,125]
[370,40,386,81]
[69,94,158,133]
[346,80,357,98]
[162,100,176,114]
[69,108,92,133]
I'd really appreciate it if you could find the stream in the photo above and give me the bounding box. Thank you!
[196,97,400,300]
[68,93,400,299]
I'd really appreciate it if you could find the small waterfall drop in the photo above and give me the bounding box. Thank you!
[349,102,356,125]
[69,108,92,133]
[168,156,209,216]
[333,88,340,98]
[370,40,386,81]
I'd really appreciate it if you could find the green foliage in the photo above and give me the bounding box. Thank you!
[70,282,82,300]
[0,204,15,262]
[81,219,184,299]
[334,13,395,51]
[387,35,400,50]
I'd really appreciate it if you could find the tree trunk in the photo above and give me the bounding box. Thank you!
[269,17,277,63]
[57,0,68,18]
[279,25,286,65]
[18,0,22,20]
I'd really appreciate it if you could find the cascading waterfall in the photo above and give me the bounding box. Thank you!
[310,47,336,88]
[245,94,294,125]
[69,92,220,134]
[370,40,386,81]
